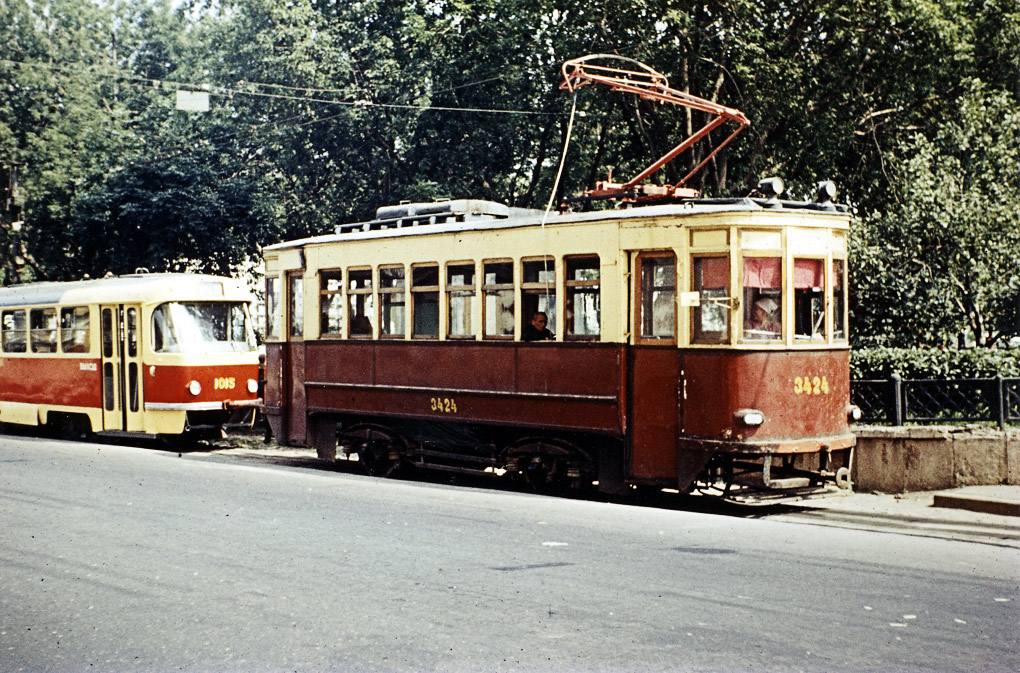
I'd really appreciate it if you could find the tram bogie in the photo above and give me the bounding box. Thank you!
[0,273,261,441]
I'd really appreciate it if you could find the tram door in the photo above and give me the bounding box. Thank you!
[628,253,681,480]
[284,273,307,444]
[101,305,145,432]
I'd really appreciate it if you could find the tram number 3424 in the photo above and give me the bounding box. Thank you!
[429,397,459,414]
[794,375,830,395]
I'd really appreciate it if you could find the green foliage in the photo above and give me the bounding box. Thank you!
[69,152,284,277]
[851,347,1020,380]
[852,81,1020,348]
[1,0,134,281]
[0,0,1017,350]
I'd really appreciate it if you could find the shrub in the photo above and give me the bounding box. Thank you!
[851,347,1020,380]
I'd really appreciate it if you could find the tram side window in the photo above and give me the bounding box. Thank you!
[126,307,139,357]
[447,263,476,338]
[522,259,556,337]
[2,309,27,353]
[412,264,439,338]
[229,305,249,343]
[832,259,847,341]
[319,270,343,337]
[639,255,676,340]
[483,261,514,339]
[692,256,729,343]
[794,259,825,341]
[565,256,600,340]
[30,308,58,353]
[288,274,304,339]
[348,268,374,337]
[379,266,406,337]
[60,306,90,353]
[266,277,283,340]
[742,257,782,341]
[102,308,114,358]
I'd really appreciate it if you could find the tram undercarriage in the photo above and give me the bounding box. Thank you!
[693,446,855,505]
[309,414,853,504]
[324,416,601,494]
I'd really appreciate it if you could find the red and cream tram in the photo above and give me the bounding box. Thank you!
[0,273,261,439]
[262,56,857,501]
[262,188,856,501]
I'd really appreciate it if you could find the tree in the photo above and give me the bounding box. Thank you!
[2,0,1016,352]
[852,82,1020,348]
[68,152,283,277]
[0,0,146,281]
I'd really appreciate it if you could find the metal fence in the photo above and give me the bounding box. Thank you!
[851,375,1020,428]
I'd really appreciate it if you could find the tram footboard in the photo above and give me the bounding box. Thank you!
[683,438,855,504]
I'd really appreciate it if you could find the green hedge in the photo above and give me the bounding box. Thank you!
[851,347,1020,380]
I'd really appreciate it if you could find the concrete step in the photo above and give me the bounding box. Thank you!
[933,486,1020,517]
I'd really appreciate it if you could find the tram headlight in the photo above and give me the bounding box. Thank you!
[187,380,202,396]
[757,177,784,198]
[734,409,765,427]
[815,180,837,203]
[846,404,863,422]
[247,379,259,394]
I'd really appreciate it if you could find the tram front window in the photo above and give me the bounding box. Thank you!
[742,257,782,341]
[794,259,826,341]
[832,259,847,341]
[692,256,729,343]
[152,302,256,353]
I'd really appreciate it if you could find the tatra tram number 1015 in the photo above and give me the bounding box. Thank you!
[0,273,261,440]
[262,186,857,503]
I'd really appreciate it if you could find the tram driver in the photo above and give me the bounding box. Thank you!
[522,311,554,341]
[745,297,781,337]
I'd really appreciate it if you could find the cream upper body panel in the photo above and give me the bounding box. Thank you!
[262,199,851,347]
[0,273,253,309]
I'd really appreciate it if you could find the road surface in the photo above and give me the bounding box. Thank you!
[1,435,1017,672]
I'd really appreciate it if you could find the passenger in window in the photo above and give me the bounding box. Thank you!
[350,315,373,336]
[522,311,554,341]
[746,298,781,336]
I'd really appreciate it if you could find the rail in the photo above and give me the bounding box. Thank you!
[851,374,1020,428]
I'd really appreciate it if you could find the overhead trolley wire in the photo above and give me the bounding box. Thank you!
[0,58,556,117]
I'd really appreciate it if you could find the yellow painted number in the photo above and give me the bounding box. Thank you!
[214,377,236,390]
[429,397,458,414]
[794,375,830,395]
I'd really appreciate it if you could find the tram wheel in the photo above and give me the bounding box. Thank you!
[339,423,405,478]
[503,438,594,494]
[47,413,91,441]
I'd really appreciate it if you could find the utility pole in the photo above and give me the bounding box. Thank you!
[1,161,31,284]
[1,161,23,230]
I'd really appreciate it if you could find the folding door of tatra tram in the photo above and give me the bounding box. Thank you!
[100,304,145,433]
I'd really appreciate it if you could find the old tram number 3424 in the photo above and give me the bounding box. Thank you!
[262,186,858,504]
[261,56,860,503]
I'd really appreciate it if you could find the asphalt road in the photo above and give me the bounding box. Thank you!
[1,435,1017,672]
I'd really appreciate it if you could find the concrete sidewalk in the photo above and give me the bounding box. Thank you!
[775,485,1020,547]
[801,484,1020,519]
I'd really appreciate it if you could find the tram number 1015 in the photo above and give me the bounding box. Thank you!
[213,377,237,390]
[429,397,458,414]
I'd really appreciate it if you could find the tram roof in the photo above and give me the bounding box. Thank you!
[264,196,849,252]
[0,273,252,309]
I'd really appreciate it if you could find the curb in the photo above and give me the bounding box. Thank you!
[933,493,1020,518]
